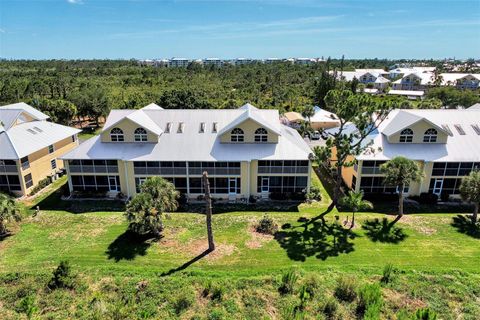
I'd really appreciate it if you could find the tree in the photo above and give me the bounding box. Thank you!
[459,170,480,224]
[0,192,21,236]
[29,98,77,125]
[297,121,313,138]
[202,172,215,252]
[380,157,423,224]
[157,89,212,109]
[124,177,179,238]
[70,86,110,127]
[301,105,315,124]
[313,90,394,206]
[339,191,372,228]
[313,66,337,109]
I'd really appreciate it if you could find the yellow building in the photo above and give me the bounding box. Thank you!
[0,102,80,196]
[61,103,313,200]
[339,109,480,198]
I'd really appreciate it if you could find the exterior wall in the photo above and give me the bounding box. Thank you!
[220,119,279,144]
[387,121,448,144]
[100,118,159,143]
[19,136,78,195]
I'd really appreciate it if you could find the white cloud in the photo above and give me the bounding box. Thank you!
[67,0,84,4]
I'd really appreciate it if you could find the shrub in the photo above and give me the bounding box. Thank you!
[279,269,298,295]
[28,176,52,196]
[334,275,357,302]
[303,273,321,297]
[48,260,76,290]
[322,297,338,319]
[208,308,226,320]
[298,285,311,310]
[413,308,437,320]
[202,281,224,301]
[305,186,322,202]
[440,191,450,202]
[255,215,278,235]
[419,193,438,205]
[381,263,396,284]
[357,283,383,317]
[173,291,194,315]
[17,294,37,320]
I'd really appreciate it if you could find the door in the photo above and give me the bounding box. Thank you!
[433,179,443,195]
[108,176,119,192]
[228,178,237,195]
[261,177,270,193]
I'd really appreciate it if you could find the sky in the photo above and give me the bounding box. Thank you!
[0,0,479,60]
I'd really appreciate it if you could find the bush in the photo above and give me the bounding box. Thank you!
[305,186,322,202]
[413,308,437,320]
[381,263,396,284]
[17,294,37,320]
[279,269,298,295]
[357,283,383,317]
[202,281,224,301]
[440,191,450,202]
[255,215,278,235]
[322,297,338,319]
[419,193,438,205]
[173,291,194,315]
[48,260,76,290]
[334,275,357,302]
[28,176,52,196]
[303,273,321,297]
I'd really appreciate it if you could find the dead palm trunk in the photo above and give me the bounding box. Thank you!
[202,172,215,252]
[391,184,404,226]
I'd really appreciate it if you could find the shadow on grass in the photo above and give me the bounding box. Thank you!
[106,230,154,262]
[160,249,211,277]
[361,218,407,244]
[274,214,357,262]
[451,215,480,239]
[0,233,12,242]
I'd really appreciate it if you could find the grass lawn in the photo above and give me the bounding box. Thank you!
[1,173,479,319]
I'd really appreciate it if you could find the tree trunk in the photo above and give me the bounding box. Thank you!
[202,172,215,252]
[333,165,342,206]
[350,210,356,229]
[472,202,479,224]
[390,185,405,226]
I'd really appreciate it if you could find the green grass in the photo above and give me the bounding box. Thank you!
[78,127,102,141]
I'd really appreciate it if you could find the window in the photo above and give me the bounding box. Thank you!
[254,128,268,142]
[165,122,172,133]
[48,144,54,154]
[134,128,148,142]
[230,128,244,142]
[21,156,29,170]
[423,128,438,143]
[399,128,413,143]
[110,128,124,142]
[51,159,57,170]
[24,173,33,188]
[199,122,205,133]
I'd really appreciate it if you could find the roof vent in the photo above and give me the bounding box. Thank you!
[212,122,218,133]
[441,124,453,136]
[165,122,172,133]
[27,128,37,134]
[454,124,466,135]
[177,122,184,133]
[33,126,43,133]
[471,124,480,135]
[199,122,205,133]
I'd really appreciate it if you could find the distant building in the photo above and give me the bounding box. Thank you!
[440,73,480,89]
[203,58,223,67]
[335,69,391,90]
[169,58,190,68]
[294,58,317,65]
[234,58,255,66]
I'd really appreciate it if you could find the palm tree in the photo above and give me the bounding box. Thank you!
[298,121,313,139]
[301,105,315,124]
[124,177,179,238]
[459,170,480,224]
[380,157,423,225]
[339,191,372,229]
[0,193,21,236]
[202,172,215,252]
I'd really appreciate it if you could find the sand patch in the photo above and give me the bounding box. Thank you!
[245,225,274,249]
[383,288,427,311]
[399,216,438,235]
[186,239,237,260]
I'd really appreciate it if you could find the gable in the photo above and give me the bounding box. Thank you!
[219,118,279,143]
[100,117,159,143]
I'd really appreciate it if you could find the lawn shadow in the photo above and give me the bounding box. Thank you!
[451,215,480,239]
[0,232,12,242]
[361,218,407,244]
[106,230,154,262]
[160,249,211,277]
[274,215,357,262]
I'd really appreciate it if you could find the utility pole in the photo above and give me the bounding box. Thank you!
[202,171,215,252]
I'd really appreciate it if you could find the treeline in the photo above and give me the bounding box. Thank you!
[0,59,478,126]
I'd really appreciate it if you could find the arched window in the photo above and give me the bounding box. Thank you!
[423,128,438,143]
[230,128,244,142]
[254,128,268,142]
[110,128,124,142]
[134,128,148,142]
[399,128,413,143]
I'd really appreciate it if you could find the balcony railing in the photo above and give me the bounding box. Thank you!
[258,166,309,174]
[69,165,118,174]
[0,165,18,173]
[134,167,187,175]
[361,167,382,174]
[188,167,241,176]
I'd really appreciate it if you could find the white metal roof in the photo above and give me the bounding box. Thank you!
[311,107,340,123]
[469,103,480,110]
[142,103,164,110]
[439,73,480,86]
[358,109,480,162]
[0,120,81,159]
[388,90,425,97]
[61,104,312,161]
[0,102,49,121]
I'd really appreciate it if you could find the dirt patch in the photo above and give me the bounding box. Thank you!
[245,225,274,249]
[383,288,427,311]
[400,216,438,235]
[156,227,186,249]
[187,239,237,260]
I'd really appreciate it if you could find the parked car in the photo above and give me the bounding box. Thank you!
[310,130,321,140]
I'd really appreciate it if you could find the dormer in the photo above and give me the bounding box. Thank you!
[101,109,162,143]
[218,104,281,144]
[382,111,448,144]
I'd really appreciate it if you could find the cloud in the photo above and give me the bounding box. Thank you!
[0,28,5,33]
[67,0,84,4]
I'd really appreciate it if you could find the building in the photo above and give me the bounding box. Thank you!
[335,69,391,90]
[440,73,480,89]
[0,103,81,196]
[294,58,317,65]
[282,112,304,128]
[169,58,190,68]
[310,107,340,130]
[203,58,223,67]
[342,109,480,199]
[234,58,255,66]
[387,89,425,100]
[391,72,434,91]
[61,103,313,200]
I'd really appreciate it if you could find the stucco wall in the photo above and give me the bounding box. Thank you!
[219,119,279,143]
[101,118,159,143]
[387,120,448,144]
